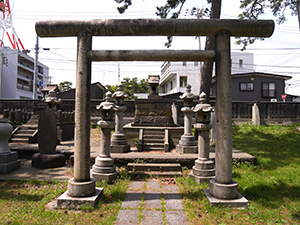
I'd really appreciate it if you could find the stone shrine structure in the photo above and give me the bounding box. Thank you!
[36,18,274,208]
[176,85,197,154]
[133,75,174,127]
[190,92,215,183]
[32,92,66,169]
[91,92,119,183]
[0,118,20,173]
[111,84,130,153]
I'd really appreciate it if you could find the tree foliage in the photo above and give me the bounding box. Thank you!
[105,77,149,100]
[58,81,72,92]
[237,0,300,50]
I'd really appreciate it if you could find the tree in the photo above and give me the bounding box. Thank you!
[59,81,72,92]
[113,0,221,101]
[105,77,149,100]
[238,0,300,49]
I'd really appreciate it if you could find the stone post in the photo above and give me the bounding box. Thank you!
[252,102,260,126]
[0,118,20,173]
[91,92,119,183]
[111,84,130,153]
[206,31,248,207]
[190,92,215,183]
[63,32,96,199]
[176,85,197,154]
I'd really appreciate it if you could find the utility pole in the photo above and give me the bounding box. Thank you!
[33,35,38,99]
[118,63,120,84]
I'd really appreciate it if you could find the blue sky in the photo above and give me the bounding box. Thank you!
[8,0,300,95]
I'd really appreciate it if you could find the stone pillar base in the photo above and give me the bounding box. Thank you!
[203,189,249,209]
[91,170,119,184]
[176,144,198,154]
[91,156,118,183]
[68,177,96,197]
[0,152,20,173]
[57,187,103,210]
[209,179,239,200]
[111,144,130,153]
[190,158,215,183]
[31,153,66,169]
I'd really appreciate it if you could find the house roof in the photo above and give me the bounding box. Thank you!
[59,82,105,94]
[231,72,292,80]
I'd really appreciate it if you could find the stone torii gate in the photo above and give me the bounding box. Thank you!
[36,19,274,208]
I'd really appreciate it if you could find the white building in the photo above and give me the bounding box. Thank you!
[0,47,49,99]
[159,52,254,96]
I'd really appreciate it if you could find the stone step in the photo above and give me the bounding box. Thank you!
[10,138,28,143]
[13,134,32,138]
[143,134,164,139]
[17,130,36,134]
[143,130,165,135]
[142,146,165,151]
[143,139,165,144]
[143,143,165,148]
[128,163,182,172]
[21,124,38,129]
[130,171,183,176]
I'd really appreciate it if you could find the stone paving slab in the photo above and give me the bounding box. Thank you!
[165,210,189,225]
[144,193,162,209]
[116,209,139,225]
[117,179,189,225]
[121,192,143,208]
[141,210,164,225]
[164,193,184,210]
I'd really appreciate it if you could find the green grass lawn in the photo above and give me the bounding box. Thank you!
[0,124,299,224]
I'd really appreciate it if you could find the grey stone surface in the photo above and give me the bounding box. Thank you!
[38,109,57,154]
[115,209,139,225]
[0,160,21,174]
[127,181,145,192]
[31,153,66,169]
[121,192,143,208]
[165,211,189,225]
[209,179,238,200]
[141,210,164,225]
[162,184,179,193]
[56,187,103,210]
[203,189,249,209]
[164,193,184,210]
[146,179,161,192]
[68,177,96,197]
[144,193,162,209]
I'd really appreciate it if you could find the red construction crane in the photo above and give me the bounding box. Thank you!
[0,0,24,50]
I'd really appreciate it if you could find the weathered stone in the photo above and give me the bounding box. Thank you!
[31,153,66,169]
[38,109,57,154]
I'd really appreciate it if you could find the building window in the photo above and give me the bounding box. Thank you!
[170,81,173,90]
[240,82,254,91]
[239,59,243,68]
[262,82,276,98]
[182,62,187,66]
[180,76,187,88]
[194,61,198,66]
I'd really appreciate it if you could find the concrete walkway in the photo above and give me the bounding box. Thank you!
[116,178,189,225]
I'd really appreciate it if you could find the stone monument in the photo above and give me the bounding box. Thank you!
[190,92,215,183]
[91,92,119,183]
[0,118,20,173]
[133,75,174,127]
[32,92,66,169]
[176,85,197,154]
[111,84,130,153]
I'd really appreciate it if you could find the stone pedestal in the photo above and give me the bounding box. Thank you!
[176,108,197,154]
[111,107,130,153]
[91,121,119,184]
[190,123,215,183]
[0,118,20,173]
[32,109,65,169]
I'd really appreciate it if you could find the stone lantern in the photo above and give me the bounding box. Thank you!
[43,90,62,110]
[91,92,119,183]
[0,118,20,173]
[176,84,197,154]
[190,92,215,183]
[111,84,130,153]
